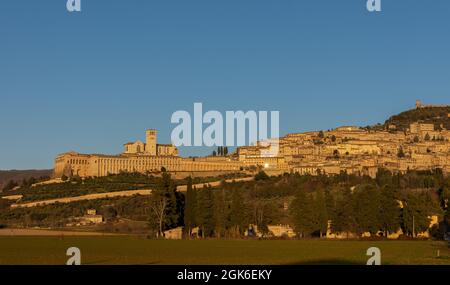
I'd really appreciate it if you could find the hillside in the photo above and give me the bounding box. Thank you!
[382,106,450,131]
[0,169,53,192]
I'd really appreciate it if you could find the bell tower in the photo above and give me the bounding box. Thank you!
[145,129,157,155]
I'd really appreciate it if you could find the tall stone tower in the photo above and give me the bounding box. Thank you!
[145,129,157,156]
[416,100,423,109]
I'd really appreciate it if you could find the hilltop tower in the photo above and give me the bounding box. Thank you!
[145,129,157,155]
[416,100,423,109]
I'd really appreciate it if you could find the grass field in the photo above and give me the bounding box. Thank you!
[0,236,449,265]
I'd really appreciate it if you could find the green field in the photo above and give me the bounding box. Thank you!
[0,237,449,265]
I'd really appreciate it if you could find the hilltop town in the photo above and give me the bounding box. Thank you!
[1,101,449,244]
[55,101,450,179]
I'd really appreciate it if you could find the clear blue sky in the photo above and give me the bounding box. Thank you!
[1,1,449,170]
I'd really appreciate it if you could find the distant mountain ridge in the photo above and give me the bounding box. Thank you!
[0,169,53,192]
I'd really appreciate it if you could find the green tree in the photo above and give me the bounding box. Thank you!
[149,173,179,237]
[438,186,449,209]
[444,206,450,234]
[255,171,269,181]
[229,189,246,237]
[352,185,381,235]
[402,192,440,237]
[324,188,335,232]
[101,206,118,222]
[2,180,18,192]
[315,189,328,237]
[397,147,405,158]
[261,201,282,234]
[333,149,339,158]
[290,190,316,237]
[376,168,393,188]
[196,186,215,238]
[21,177,37,188]
[379,186,401,236]
[183,177,197,237]
[213,188,227,238]
[333,188,355,237]
[250,200,277,236]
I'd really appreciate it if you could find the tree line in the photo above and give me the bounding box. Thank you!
[290,184,443,238]
[2,168,448,239]
[148,169,449,239]
[212,146,229,157]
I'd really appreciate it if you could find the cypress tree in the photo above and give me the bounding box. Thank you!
[213,189,227,238]
[162,172,179,229]
[290,190,316,238]
[196,186,215,238]
[184,177,197,237]
[229,189,246,237]
[315,189,328,237]
[324,188,335,232]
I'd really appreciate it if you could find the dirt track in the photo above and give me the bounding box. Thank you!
[9,177,254,209]
[10,189,153,209]
[0,228,115,236]
[177,176,254,192]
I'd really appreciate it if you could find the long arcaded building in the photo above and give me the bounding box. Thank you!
[54,129,246,178]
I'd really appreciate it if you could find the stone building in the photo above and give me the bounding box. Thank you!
[54,119,450,179]
[54,129,245,178]
[123,129,178,156]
